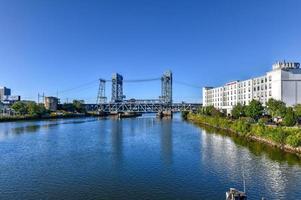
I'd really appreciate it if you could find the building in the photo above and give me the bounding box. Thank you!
[203,61,301,114]
[0,87,11,101]
[44,96,59,111]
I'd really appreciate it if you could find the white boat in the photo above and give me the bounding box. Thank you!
[226,188,247,200]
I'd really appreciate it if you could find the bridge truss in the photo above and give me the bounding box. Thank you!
[85,102,201,113]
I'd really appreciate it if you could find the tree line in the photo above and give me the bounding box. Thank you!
[200,99,301,127]
[11,100,86,116]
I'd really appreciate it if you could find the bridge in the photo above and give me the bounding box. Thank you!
[86,102,200,113]
[86,71,201,114]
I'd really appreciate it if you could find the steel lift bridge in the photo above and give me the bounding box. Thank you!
[89,71,201,113]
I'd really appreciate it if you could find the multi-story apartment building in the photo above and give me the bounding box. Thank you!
[203,61,301,114]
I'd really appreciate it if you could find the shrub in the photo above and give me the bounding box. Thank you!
[181,111,189,119]
[231,119,251,135]
[286,132,301,147]
[258,117,269,125]
[283,107,297,127]
[267,127,287,144]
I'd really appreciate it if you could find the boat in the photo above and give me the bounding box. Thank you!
[226,188,247,200]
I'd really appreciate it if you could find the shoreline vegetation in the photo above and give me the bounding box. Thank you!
[187,113,301,156]
[0,112,98,122]
[184,99,301,157]
[0,100,100,123]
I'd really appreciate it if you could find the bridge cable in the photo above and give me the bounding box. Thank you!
[174,80,202,89]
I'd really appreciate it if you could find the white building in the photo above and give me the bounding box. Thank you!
[203,61,301,114]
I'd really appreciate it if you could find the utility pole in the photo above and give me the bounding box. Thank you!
[38,93,45,104]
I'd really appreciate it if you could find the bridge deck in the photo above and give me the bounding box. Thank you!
[85,102,201,113]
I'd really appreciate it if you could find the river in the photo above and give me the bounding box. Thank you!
[0,114,300,200]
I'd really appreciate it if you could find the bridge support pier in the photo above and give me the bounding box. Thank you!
[157,110,173,118]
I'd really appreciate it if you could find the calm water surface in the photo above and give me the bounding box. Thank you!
[0,114,301,200]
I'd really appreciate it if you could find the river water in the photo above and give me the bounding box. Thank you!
[0,114,300,200]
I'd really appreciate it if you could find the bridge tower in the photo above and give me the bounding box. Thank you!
[160,70,173,104]
[96,79,107,104]
[111,73,125,102]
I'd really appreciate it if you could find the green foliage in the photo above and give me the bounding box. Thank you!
[283,107,297,127]
[196,106,203,114]
[200,106,224,117]
[58,100,86,113]
[181,111,189,119]
[231,118,251,135]
[286,131,301,147]
[188,113,301,148]
[231,103,246,119]
[60,103,75,112]
[73,100,86,113]
[245,100,264,120]
[266,98,287,118]
[11,101,28,115]
[258,117,270,125]
[294,104,301,118]
[11,101,48,116]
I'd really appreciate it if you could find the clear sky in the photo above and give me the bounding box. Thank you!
[0,0,300,103]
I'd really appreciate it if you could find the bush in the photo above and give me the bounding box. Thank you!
[231,119,251,135]
[283,107,297,127]
[188,113,301,148]
[258,117,270,125]
[286,132,301,147]
[267,127,287,144]
[181,111,189,119]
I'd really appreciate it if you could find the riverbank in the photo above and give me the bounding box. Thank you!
[187,113,301,157]
[0,113,101,122]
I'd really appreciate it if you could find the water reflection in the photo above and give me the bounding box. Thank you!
[111,119,123,167]
[199,124,301,199]
[0,118,98,140]
[199,124,301,166]
[160,118,173,165]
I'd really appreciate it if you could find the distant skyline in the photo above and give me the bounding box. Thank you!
[0,0,301,103]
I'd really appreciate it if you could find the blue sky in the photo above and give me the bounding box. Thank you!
[0,0,300,103]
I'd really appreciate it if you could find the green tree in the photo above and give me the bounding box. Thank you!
[37,104,48,115]
[27,102,40,116]
[73,100,86,113]
[201,106,223,117]
[11,101,28,115]
[60,103,75,112]
[12,101,48,116]
[231,103,246,119]
[266,98,287,118]
[283,107,297,127]
[245,100,264,120]
[294,104,301,118]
